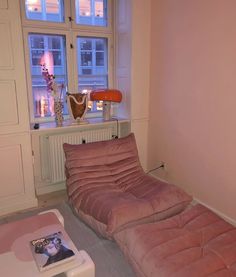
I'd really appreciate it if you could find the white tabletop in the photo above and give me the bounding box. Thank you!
[0,211,87,277]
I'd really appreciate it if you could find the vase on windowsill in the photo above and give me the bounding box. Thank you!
[54,99,64,127]
[66,92,88,124]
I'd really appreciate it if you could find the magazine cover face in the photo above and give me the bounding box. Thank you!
[30,231,75,271]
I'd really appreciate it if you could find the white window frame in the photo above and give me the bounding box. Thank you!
[21,0,114,123]
[73,32,113,117]
[20,0,71,29]
[72,31,113,92]
[23,28,74,123]
[71,0,113,33]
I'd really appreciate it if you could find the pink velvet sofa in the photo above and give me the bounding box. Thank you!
[63,133,192,239]
[114,204,236,277]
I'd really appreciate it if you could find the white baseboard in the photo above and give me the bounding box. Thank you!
[148,172,169,183]
[0,196,38,217]
[36,182,66,195]
[193,198,236,227]
[148,173,236,227]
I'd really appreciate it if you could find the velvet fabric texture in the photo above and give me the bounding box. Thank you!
[115,204,236,277]
[63,133,192,238]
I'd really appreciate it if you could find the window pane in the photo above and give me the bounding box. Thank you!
[30,36,44,48]
[80,40,92,50]
[31,50,44,65]
[96,52,104,66]
[95,0,103,17]
[46,0,60,14]
[25,0,64,22]
[52,51,62,65]
[50,37,61,49]
[96,39,104,50]
[77,36,108,112]
[75,0,107,27]
[25,0,42,13]
[81,52,92,66]
[79,0,91,16]
[28,33,68,118]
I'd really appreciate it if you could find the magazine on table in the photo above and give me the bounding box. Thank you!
[30,231,75,272]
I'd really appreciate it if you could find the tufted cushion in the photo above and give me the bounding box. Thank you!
[63,133,192,238]
[114,204,236,277]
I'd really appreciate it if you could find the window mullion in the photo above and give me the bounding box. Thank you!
[92,39,96,75]
[59,0,63,22]
[41,0,46,21]
[91,0,95,26]
[60,37,64,72]
[68,32,77,94]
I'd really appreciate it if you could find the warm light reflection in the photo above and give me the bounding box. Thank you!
[79,0,91,16]
[35,96,55,117]
[27,0,38,4]
[40,51,54,75]
[48,95,55,116]
[46,0,60,14]
[26,0,41,12]
[95,1,103,17]
[40,96,46,117]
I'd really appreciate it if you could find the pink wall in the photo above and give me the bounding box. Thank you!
[148,0,236,221]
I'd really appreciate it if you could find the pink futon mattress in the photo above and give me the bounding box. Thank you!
[63,133,192,239]
[115,204,236,277]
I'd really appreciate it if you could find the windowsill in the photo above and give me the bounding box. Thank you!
[30,116,129,133]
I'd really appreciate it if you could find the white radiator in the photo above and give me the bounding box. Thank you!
[47,127,113,183]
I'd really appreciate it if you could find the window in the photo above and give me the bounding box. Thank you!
[77,37,108,111]
[25,0,64,22]
[22,0,113,121]
[28,34,68,118]
[75,0,107,26]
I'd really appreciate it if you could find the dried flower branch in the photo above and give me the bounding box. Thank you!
[41,64,63,100]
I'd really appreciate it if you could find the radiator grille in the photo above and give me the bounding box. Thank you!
[47,127,113,183]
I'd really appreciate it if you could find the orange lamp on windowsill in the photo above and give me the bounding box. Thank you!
[90,89,122,121]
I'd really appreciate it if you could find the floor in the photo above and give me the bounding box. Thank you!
[0,190,68,221]
[37,189,68,208]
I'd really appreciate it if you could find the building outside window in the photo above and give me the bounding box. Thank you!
[77,37,108,111]
[22,0,112,121]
